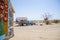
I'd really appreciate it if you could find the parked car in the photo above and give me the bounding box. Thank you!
[16,17,28,26]
[28,21,35,25]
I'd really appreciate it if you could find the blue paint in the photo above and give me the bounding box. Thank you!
[0,34,6,40]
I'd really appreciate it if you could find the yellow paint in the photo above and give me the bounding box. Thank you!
[3,21,8,36]
[3,0,8,36]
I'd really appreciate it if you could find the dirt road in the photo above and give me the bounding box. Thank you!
[9,24,60,40]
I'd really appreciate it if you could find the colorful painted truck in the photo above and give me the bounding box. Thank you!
[16,17,28,26]
[16,17,35,26]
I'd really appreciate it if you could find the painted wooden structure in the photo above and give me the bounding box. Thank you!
[0,0,15,39]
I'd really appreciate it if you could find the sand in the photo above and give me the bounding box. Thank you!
[9,24,60,40]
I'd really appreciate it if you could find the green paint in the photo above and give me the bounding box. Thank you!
[0,18,4,36]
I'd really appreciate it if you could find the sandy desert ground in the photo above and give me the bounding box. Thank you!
[9,23,60,40]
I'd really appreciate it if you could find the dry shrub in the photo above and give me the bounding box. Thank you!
[45,20,50,25]
[53,20,59,23]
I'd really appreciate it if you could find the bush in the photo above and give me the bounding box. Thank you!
[53,20,59,23]
[45,20,50,25]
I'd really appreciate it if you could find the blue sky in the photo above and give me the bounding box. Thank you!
[11,0,60,21]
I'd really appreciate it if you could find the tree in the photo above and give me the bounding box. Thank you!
[43,12,51,25]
